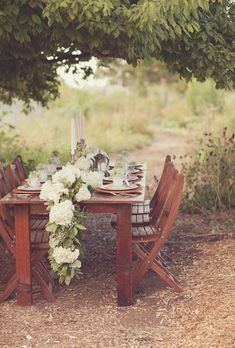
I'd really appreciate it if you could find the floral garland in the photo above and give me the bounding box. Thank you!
[40,152,103,285]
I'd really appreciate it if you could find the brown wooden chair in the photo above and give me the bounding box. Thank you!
[0,169,55,303]
[131,155,172,225]
[5,163,48,221]
[111,155,173,226]
[132,170,184,292]
[13,155,27,182]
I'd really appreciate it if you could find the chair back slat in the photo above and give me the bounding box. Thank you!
[154,173,184,253]
[13,155,26,182]
[0,169,11,196]
[5,164,21,189]
[150,163,177,225]
[0,168,14,231]
[150,155,172,209]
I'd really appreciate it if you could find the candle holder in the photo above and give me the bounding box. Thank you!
[69,139,86,164]
[76,138,86,157]
[69,152,77,164]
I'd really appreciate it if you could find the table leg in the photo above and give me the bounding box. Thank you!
[116,204,133,306]
[15,205,32,306]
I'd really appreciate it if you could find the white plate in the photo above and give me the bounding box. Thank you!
[126,175,139,181]
[99,184,138,191]
[18,185,42,191]
[106,175,138,182]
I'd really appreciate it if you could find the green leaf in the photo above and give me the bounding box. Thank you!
[76,224,86,230]
[65,275,71,286]
[32,14,41,24]
[46,223,58,233]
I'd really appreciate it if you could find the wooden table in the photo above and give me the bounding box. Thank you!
[0,173,146,306]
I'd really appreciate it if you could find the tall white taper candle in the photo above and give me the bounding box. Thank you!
[81,115,85,140]
[76,113,81,142]
[71,117,77,155]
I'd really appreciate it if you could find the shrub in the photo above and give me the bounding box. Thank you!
[0,127,24,165]
[181,128,235,213]
[186,79,224,115]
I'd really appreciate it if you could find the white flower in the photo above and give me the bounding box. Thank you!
[49,200,74,226]
[49,236,60,249]
[40,181,69,204]
[75,156,92,171]
[52,164,77,185]
[82,171,103,188]
[52,246,80,265]
[75,184,91,202]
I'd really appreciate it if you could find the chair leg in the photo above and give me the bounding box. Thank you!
[132,244,151,290]
[151,258,182,292]
[0,273,17,303]
[32,268,55,302]
[133,243,182,292]
[35,260,57,291]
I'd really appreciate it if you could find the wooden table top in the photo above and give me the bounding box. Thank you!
[0,167,146,205]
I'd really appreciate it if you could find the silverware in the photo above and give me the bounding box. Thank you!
[104,191,141,197]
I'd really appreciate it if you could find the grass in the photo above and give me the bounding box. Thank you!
[1,79,235,166]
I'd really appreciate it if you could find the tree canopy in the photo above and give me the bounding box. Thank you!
[0,0,234,109]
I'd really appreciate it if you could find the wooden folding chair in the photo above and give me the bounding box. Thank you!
[132,171,184,292]
[13,155,27,182]
[131,155,173,225]
[5,163,48,221]
[111,155,173,227]
[0,169,55,303]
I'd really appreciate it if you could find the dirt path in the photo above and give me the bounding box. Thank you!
[121,130,188,193]
[0,131,235,348]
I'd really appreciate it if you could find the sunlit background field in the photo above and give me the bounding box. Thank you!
[1,75,235,165]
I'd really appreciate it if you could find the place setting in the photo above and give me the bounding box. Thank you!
[13,152,62,194]
[95,154,145,197]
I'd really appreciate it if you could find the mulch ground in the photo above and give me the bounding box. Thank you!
[0,212,234,348]
[0,132,235,347]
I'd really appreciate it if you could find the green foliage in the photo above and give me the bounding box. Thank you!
[0,124,23,165]
[48,207,86,285]
[161,1,235,90]
[186,79,224,115]
[0,0,233,109]
[181,128,235,213]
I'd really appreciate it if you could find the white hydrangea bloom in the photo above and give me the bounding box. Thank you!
[76,156,92,171]
[52,246,80,265]
[75,184,91,202]
[71,259,82,269]
[49,236,60,249]
[40,181,69,204]
[82,171,103,188]
[49,200,74,226]
[52,164,77,185]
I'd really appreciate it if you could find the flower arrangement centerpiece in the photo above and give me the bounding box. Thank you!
[40,149,104,285]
